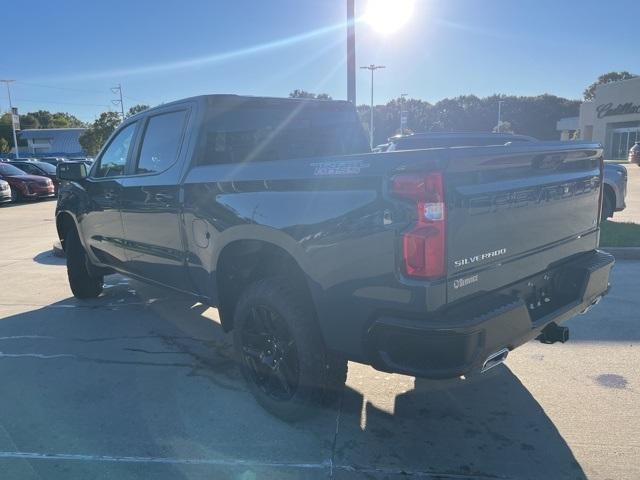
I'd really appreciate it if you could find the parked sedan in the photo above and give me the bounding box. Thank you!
[630,142,640,166]
[9,160,60,194]
[0,163,55,202]
[0,179,11,205]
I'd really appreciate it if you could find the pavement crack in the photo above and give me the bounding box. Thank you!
[123,348,188,355]
[329,385,345,480]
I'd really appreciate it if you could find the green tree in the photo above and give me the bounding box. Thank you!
[19,114,39,130]
[10,110,85,129]
[288,90,332,100]
[28,110,53,128]
[79,111,122,156]
[356,93,579,145]
[126,104,149,118]
[0,113,31,148]
[583,71,637,100]
[0,137,10,153]
[493,121,514,133]
[50,112,86,128]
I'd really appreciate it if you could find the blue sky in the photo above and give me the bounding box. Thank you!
[4,0,640,122]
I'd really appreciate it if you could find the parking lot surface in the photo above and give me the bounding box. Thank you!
[0,201,638,480]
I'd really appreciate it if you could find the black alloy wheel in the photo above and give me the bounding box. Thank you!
[239,305,300,401]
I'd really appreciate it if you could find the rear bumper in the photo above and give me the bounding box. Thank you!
[365,250,614,379]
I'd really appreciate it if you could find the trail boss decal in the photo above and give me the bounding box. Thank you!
[454,248,507,268]
[311,160,370,176]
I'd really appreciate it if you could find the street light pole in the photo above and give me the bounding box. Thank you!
[361,64,385,150]
[1,80,20,159]
[346,0,356,104]
[400,93,408,135]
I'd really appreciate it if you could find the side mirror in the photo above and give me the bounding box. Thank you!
[57,162,88,181]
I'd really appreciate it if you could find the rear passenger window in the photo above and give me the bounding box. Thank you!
[136,110,187,174]
[198,106,369,165]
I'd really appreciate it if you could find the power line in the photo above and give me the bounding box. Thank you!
[123,94,151,105]
[15,81,106,95]
[13,98,110,107]
[16,81,151,107]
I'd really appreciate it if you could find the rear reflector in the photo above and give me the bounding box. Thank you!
[392,172,446,279]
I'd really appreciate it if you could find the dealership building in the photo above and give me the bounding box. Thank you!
[557,76,640,159]
[17,127,86,157]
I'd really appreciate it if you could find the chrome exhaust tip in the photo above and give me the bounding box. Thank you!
[481,348,509,373]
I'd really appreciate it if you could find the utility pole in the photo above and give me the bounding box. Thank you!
[346,0,356,104]
[111,84,125,121]
[1,80,20,159]
[400,93,408,135]
[497,100,505,131]
[360,64,385,150]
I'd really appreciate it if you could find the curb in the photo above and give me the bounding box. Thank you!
[600,247,640,260]
[52,240,65,258]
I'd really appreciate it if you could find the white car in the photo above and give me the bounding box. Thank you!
[0,179,11,205]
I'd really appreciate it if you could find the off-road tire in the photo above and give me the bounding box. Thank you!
[233,277,347,421]
[65,228,103,299]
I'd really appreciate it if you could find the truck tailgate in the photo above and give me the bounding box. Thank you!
[444,142,603,302]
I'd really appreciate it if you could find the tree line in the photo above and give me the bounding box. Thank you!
[0,110,85,153]
[1,71,635,155]
[291,71,637,146]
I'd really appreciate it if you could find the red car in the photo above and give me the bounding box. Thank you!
[0,162,55,202]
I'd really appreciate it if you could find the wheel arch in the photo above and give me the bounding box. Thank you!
[215,238,317,334]
[55,211,78,251]
[602,183,616,217]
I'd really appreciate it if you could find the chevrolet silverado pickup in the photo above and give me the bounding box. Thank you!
[56,95,614,420]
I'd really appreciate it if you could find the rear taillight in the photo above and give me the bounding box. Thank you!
[392,172,446,279]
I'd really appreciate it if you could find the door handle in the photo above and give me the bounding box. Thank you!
[154,193,174,202]
[103,191,117,201]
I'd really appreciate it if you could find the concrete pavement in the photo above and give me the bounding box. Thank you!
[0,200,638,479]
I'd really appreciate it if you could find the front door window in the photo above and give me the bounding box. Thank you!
[95,122,137,178]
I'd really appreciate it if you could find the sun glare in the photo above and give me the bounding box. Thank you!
[364,0,416,35]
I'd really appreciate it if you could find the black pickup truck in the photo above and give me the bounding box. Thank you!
[56,95,613,420]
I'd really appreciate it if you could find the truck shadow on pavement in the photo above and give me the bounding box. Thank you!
[0,276,587,479]
[33,250,66,266]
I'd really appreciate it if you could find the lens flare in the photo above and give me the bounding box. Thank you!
[364,0,416,35]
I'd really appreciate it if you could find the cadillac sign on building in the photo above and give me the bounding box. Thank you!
[558,76,640,159]
[596,102,640,119]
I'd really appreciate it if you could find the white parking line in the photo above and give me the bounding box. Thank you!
[0,352,75,359]
[0,450,327,470]
[0,451,504,478]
